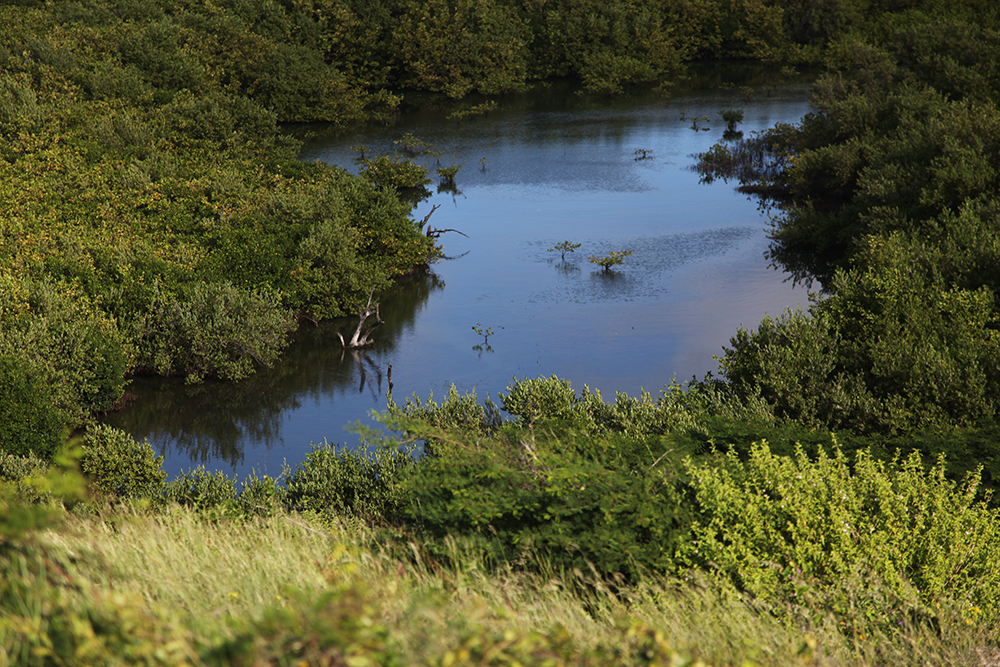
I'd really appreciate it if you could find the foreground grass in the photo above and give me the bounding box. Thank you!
[0,506,993,666]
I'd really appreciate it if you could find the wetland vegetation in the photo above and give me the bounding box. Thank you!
[4,0,1000,664]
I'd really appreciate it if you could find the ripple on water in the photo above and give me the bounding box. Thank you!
[528,226,757,304]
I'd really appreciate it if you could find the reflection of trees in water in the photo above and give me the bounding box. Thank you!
[117,375,297,467]
[342,348,386,400]
[692,131,837,289]
[102,270,444,468]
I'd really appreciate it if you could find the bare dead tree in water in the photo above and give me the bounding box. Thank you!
[418,203,468,239]
[337,286,383,349]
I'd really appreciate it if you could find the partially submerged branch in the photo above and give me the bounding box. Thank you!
[426,226,469,239]
[336,286,384,349]
[418,203,468,239]
[418,204,441,233]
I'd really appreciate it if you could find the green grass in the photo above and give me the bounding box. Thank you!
[3,505,993,666]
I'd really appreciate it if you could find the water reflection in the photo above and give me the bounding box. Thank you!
[107,64,816,479]
[103,271,443,475]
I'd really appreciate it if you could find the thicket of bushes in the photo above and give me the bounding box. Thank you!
[0,0,442,445]
[695,21,1000,437]
[4,0,998,450]
[4,374,1000,662]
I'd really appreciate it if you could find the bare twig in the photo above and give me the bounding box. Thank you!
[426,226,469,239]
[418,204,441,233]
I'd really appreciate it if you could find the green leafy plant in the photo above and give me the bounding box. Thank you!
[436,162,463,186]
[81,424,166,501]
[137,281,297,384]
[448,100,498,122]
[680,441,1000,633]
[393,132,433,156]
[282,439,414,520]
[0,354,67,461]
[357,154,432,193]
[548,241,581,261]
[689,115,709,131]
[472,323,494,344]
[163,466,238,512]
[719,108,744,132]
[589,249,633,273]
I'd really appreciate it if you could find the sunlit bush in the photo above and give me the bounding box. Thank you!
[681,442,1000,632]
[81,424,166,500]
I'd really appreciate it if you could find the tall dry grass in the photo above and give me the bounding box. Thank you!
[27,506,1000,667]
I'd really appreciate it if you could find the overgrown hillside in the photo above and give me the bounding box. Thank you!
[5,1,1000,664]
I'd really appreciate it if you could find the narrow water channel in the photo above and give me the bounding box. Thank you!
[103,64,816,479]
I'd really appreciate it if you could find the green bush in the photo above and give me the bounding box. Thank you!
[391,0,531,98]
[390,376,715,445]
[80,424,166,500]
[357,154,431,195]
[0,74,43,137]
[720,231,1000,434]
[498,375,601,429]
[398,421,691,580]
[80,61,151,104]
[160,89,277,148]
[238,470,283,518]
[0,281,131,423]
[719,306,881,431]
[0,450,51,504]
[1,447,87,541]
[0,354,67,461]
[680,441,1000,631]
[389,385,502,439]
[136,281,297,383]
[164,466,238,511]
[282,439,414,520]
[116,19,205,97]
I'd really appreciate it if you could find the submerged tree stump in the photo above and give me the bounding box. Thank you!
[337,286,384,349]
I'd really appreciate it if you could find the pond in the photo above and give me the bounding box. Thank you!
[102,64,816,479]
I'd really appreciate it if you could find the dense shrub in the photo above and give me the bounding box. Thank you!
[391,0,531,98]
[164,466,238,510]
[160,89,277,148]
[357,155,431,194]
[136,281,297,383]
[0,354,66,460]
[720,233,1000,434]
[0,449,51,505]
[282,440,414,520]
[397,420,693,579]
[680,442,1000,632]
[0,281,131,422]
[389,385,503,439]
[81,424,166,500]
[0,447,87,541]
[237,471,283,518]
[0,74,43,137]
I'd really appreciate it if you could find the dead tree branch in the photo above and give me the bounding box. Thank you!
[418,204,441,233]
[426,226,469,239]
[336,285,384,348]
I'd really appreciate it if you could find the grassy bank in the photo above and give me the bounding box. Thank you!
[4,504,997,666]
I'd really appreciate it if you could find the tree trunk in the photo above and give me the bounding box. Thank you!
[336,286,384,348]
